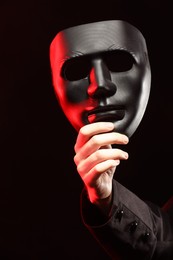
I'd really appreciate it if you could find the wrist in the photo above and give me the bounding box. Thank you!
[91,194,113,217]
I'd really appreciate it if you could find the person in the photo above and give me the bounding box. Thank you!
[49,20,173,259]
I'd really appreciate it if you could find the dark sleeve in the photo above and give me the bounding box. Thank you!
[80,179,173,260]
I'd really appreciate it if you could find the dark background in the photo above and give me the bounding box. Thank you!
[0,0,172,259]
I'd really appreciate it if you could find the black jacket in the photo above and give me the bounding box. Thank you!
[81,180,173,260]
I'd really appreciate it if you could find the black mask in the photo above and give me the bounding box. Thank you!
[50,20,151,137]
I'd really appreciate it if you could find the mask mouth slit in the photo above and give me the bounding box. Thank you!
[87,105,125,123]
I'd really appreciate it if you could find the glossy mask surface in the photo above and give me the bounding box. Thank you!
[50,20,151,137]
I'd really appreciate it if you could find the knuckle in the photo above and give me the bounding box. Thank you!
[79,125,89,137]
[73,154,78,165]
[77,164,84,175]
[95,149,103,160]
[91,135,100,146]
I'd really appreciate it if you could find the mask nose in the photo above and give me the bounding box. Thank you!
[88,58,117,98]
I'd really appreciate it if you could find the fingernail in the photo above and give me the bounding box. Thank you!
[106,122,114,129]
[124,152,129,159]
[113,160,120,166]
[124,136,129,144]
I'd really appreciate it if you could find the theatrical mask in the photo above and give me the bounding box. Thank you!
[49,20,151,137]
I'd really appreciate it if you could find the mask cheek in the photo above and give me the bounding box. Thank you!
[65,79,89,104]
[53,76,66,103]
[63,104,84,131]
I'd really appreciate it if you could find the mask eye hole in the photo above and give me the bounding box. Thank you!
[103,50,135,72]
[62,56,91,81]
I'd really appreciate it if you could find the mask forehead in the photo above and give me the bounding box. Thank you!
[50,20,148,64]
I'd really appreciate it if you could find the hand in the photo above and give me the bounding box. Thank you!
[74,122,129,208]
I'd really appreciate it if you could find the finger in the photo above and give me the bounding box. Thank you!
[74,122,115,151]
[83,159,120,185]
[75,148,128,174]
[74,132,129,162]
